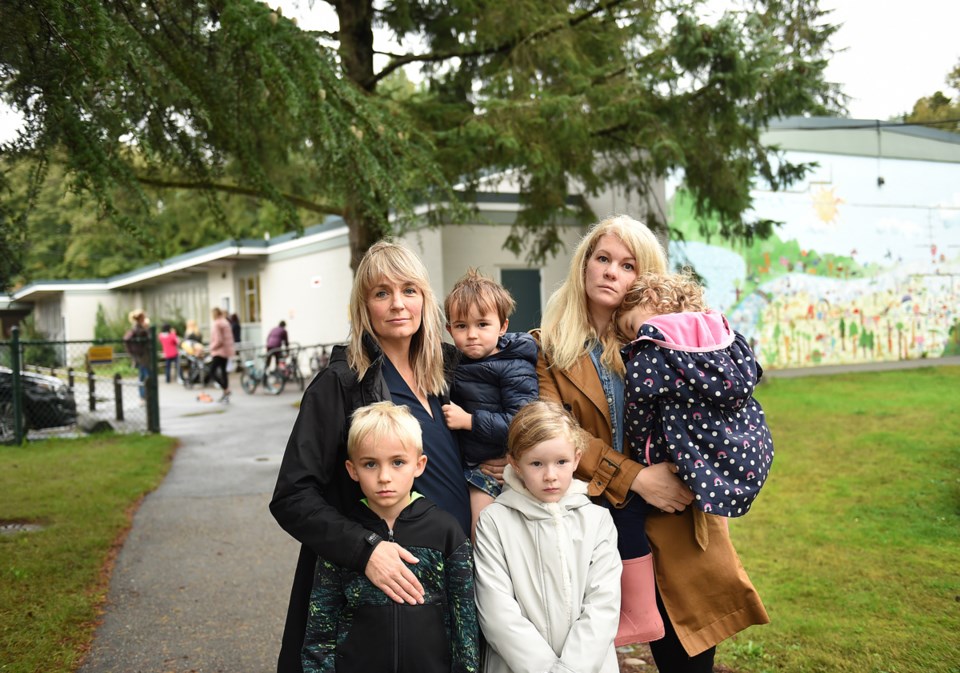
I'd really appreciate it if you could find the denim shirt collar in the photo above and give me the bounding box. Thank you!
[588,341,624,454]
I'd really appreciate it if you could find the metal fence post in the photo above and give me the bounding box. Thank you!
[87,365,96,412]
[146,325,160,433]
[10,327,24,445]
[114,373,124,422]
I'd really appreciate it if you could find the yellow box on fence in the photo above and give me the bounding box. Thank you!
[87,345,114,364]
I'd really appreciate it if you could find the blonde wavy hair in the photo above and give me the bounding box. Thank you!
[614,270,709,341]
[347,401,423,459]
[507,400,586,461]
[540,215,667,375]
[347,240,448,396]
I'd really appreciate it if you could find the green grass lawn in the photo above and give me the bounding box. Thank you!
[718,366,960,673]
[0,434,176,673]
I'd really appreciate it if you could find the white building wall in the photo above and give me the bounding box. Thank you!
[584,184,668,239]
[402,228,446,302]
[435,222,585,311]
[62,291,121,342]
[206,266,235,327]
[32,297,65,341]
[259,234,355,348]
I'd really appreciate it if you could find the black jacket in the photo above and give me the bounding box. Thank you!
[270,335,461,673]
[302,496,479,673]
[451,332,539,465]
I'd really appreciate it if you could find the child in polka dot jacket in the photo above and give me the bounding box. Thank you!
[615,270,774,519]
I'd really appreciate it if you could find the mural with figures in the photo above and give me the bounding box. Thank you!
[669,152,960,369]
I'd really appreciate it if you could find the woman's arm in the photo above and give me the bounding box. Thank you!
[209,322,222,352]
[537,342,691,510]
[535,345,640,505]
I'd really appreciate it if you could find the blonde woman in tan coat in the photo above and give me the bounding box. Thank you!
[535,215,768,672]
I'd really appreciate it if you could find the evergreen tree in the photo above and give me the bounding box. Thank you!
[0,0,842,289]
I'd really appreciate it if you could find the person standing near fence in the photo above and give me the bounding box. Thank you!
[208,307,235,404]
[123,309,151,404]
[158,323,180,384]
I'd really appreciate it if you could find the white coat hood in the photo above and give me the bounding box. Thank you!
[497,463,591,519]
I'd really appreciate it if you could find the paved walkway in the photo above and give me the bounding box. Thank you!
[79,375,302,673]
[764,354,960,378]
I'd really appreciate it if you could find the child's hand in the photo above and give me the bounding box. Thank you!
[441,402,472,430]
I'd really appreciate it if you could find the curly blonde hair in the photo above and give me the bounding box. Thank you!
[614,270,709,341]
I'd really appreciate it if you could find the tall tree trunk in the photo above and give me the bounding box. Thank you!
[337,0,382,272]
[345,204,381,273]
[336,0,375,92]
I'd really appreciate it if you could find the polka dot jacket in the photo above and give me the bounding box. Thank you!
[621,311,774,517]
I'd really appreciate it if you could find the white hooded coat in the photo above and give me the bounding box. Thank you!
[474,465,622,673]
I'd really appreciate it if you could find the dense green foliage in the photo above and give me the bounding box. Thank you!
[0,433,177,672]
[1,0,843,288]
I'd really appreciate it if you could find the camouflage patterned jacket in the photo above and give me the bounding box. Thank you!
[302,494,479,673]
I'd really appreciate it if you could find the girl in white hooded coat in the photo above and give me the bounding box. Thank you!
[474,401,622,673]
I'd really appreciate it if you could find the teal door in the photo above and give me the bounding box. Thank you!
[500,269,542,333]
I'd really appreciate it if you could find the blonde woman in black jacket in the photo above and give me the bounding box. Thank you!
[270,240,466,673]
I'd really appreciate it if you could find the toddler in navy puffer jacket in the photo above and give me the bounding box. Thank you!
[441,269,539,540]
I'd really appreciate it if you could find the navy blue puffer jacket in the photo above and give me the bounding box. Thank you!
[451,332,539,466]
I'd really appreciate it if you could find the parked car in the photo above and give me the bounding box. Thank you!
[0,367,78,442]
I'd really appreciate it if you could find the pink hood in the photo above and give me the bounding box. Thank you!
[637,310,734,353]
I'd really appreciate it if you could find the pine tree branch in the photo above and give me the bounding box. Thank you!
[134,175,344,216]
[367,0,633,87]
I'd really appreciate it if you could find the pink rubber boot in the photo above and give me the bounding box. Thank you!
[614,554,665,646]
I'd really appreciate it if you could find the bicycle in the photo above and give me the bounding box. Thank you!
[266,346,305,395]
[241,346,303,395]
[239,352,284,395]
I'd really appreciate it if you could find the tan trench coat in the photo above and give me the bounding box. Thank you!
[534,334,769,655]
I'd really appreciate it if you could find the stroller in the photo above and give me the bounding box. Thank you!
[178,340,213,389]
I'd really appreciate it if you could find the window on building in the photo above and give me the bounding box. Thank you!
[239,275,261,323]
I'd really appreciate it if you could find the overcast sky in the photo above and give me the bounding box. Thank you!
[819,0,959,119]
[1,2,957,140]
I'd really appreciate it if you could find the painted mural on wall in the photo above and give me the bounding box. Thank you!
[669,151,960,369]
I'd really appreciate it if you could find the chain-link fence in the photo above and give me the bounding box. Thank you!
[1,326,159,445]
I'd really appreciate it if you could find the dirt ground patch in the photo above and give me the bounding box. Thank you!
[617,644,737,672]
